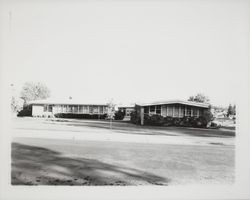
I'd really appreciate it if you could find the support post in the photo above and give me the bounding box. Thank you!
[140,107,144,126]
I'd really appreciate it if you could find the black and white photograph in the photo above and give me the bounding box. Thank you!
[0,0,249,199]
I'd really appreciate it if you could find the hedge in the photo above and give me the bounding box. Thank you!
[17,107,32,117]
[114,110,126,120]
[130,113,211,128]
[54,113,107,119]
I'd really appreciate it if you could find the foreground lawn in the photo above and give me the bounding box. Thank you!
[12,137,234,186]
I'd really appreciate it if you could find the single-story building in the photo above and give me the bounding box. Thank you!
[136,100,210,125]
[27,99,109,118]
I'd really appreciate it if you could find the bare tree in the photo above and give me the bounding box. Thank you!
[20,82,50,104]
[107,99,116,129]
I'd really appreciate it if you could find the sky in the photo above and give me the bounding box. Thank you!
[1,0,249,107]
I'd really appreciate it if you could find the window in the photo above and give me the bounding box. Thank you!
[193,109,198,117]
[186,108,191,117]
[48,105,52,112]
[179,106,184,117]
[99,106,103,114]
[93,106,98,114]
[57,105,62,113]
[72,106,78,113]
[150,106,155,113]
[89,106,93,114]
[62,105,66,113]
[43,105,47,112]
[79,106,83,113]
[173,106,179,117]
[103,106,108,113]
[83,106,88,113]
[144,107,149,114]
[161,106,167,117]
[156,105,161,114]
[167,106,173,116]
[44,105,52,112]
[198,109,203,116]
[67,105,73,113]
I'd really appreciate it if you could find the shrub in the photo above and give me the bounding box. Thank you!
[17,107,32,117]
[195,110,214,127]
[195,116,208,127]
[54,113,107,119]
[188,116,198,127]
[144,114,165,126]
[179,116,190,127]
[114,110,125,120]
[163,116,173,126]
[172,117,182,126]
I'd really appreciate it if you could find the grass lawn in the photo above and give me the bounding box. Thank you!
[11,117,235,186]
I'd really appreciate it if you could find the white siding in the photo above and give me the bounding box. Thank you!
[32,105,44,116]
[52,106,58,114]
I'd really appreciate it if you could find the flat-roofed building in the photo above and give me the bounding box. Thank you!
[27,98,108,118]
[136,100,210,125]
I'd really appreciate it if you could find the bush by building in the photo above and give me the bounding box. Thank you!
[54,113,107,119]
[114,110,126,120]
[144,114,165,126]
[17,106,32,117]
[131,113,213,128]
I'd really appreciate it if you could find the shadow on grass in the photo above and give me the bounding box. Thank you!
[44,119,235,138]
[11,142,169,186]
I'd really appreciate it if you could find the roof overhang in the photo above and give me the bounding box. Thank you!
[137,100,210,108]
[27,99,108,107]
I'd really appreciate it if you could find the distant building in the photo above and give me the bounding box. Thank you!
[118,104,135,120]
[210,108,227,119]
[136,100,210,125]
[27,98,108,118]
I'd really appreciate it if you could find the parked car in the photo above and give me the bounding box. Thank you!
[210,120,222,128]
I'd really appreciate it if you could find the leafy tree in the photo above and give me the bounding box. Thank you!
[11,96,24,113]
[188,94,213,126]
[233,104,236,115]
[11,96,18,113]
[227,104,236,116]
[20,82,50,104]
[203,108,214,125]
[188,93,210,103]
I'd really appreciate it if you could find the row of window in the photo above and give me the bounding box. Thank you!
[43,105,108,114]
[43,105,53,112]
[144,105,202,117]
[145,105,162,115]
